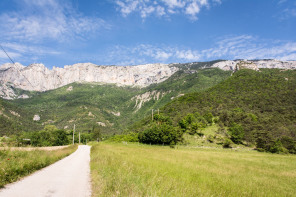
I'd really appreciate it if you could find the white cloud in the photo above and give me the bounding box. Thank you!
[276,0,296,20]
[162,0,185,8]
[201,35,296,60]
[156,6,166,16]
[115,0,221,20]
[278,0,287,4]
[185,2,201,20]
[0,0,108,43]
[155,51,173,60]
[0,42,61,65]
[141,6,156,18]
[280,8,296,19]
[116,0,139,16]
[176,50,200,60]
[0,0,110,65]
[102,35,296,66]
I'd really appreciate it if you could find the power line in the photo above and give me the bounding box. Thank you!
[0,44,34,88]
[0,44,15,64]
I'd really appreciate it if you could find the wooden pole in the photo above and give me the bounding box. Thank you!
[73,124,75,145]
[152,109,154,121]
[79,132,81,144]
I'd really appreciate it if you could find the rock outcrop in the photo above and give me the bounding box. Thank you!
[212,60,296,71]
[0,63,179,93]
[132,90,168,111]
[1,60,295,100]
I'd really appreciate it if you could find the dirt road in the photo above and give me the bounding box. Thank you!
[0,145,91,197]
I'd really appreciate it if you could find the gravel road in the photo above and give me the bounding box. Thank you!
[0,145,91,197]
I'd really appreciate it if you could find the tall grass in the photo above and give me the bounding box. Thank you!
[0,144,77,188]
[91,142,296,197]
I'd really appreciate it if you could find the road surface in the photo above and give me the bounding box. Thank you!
[0,145,91,197]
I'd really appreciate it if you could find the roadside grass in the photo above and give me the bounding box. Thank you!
[91,142,296,197]
[0,144,78,188]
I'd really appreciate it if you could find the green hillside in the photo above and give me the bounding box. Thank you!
[0,98,40,135]
[0,66,231,135]
[135,68,296,153]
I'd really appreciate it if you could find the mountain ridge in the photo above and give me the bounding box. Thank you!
[0,62,179,94]
[0,59,296,100]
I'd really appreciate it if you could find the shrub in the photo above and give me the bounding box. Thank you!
[207,135,215,143]
[203,112,214,125]
[223,138,233,148]
[53,130,69,146]
[280,136,296,154]
[269,140,285,154]
[228,123,244,144]
[139,123,182,145]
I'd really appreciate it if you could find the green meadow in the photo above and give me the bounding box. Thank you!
[0,144,77,188]
[90,142,296,197]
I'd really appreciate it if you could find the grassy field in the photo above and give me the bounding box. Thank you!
[0,144,78,188]
[90,142,296,197]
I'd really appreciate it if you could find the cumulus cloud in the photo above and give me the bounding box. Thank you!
[176,50,200,60]
[102,35,296,66]
[185,2,201,20]
[0,0,110,65]
[155,51,173,60]
[115,0,221,20]
[162,0,185,8]
[0,0,108,43]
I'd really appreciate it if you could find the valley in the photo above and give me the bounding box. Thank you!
[0,59,296,196]
[0,60,295,154]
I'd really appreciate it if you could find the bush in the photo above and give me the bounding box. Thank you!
[280,136,296,154]
[269,140,285,154]
[228,123,244,144]
[108,132,139,142]
[207,135,215,143]
[203,112,214,125]
[53,130,69,146]
[16,126,70,147]
[223,138,233,148]
[139,123,182,145]
[179,113,207,135]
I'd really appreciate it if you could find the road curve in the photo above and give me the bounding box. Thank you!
[0,145,91,197]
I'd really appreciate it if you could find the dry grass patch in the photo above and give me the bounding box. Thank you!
[0,144,78,188]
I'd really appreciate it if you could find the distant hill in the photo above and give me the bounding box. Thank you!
[150,68,296,152]
[1,59,295,145]
[0,65,231,135]
[0,59,295,99]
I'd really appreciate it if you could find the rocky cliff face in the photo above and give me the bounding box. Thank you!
[212,59,296,71]
[0,63,179,95]
[1,60,295,100]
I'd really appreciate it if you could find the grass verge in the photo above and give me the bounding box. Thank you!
[0,144,78,188]
[91,142,296,197]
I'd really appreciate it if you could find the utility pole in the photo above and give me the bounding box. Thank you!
[158,109,160,125]
[73,124,75,145]
[79,132,81,144]
[152,109,154,121]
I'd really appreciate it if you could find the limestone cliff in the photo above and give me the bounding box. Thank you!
[0,63,179,98]
[1,60,295,100]
[212,59,296,71]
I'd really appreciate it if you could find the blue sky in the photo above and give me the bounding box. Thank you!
[0,0,295,68]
